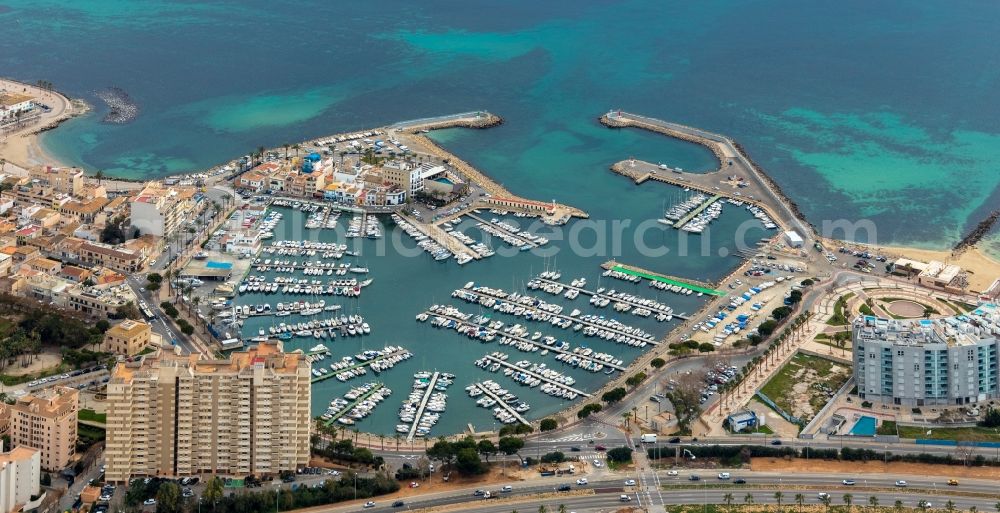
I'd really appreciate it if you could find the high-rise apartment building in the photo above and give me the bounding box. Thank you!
[9,387,78,471]
[854,303,1000,406]
[105,341,311,483]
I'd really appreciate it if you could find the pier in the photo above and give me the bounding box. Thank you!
[407,371,441,442]
[310,348,410,384]
[322,383,385,427]
[601,260,725,296]
[671,194,722,229]
[469,382,530,426]
[464,213,539,247]
[455,287,659,345]
[480,354,591,398]
[600,110,810,239]
[424,309,627,371]
[532,277,688,321]
[398,213,479,261]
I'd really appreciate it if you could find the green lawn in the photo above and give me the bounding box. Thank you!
[827,293,855,326]
[896,425,1000,442]
[876,420,897,436]
[760,353,850,423]
[77,423,106,443]
[78,409,107,424]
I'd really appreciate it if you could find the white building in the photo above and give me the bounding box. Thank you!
[784,230,804,248]
[0,92,35,124]
[0,441,41,513]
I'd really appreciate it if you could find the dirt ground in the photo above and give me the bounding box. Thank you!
[752,456,1000,479]
[747,398,800,437]
[2,351,62,376]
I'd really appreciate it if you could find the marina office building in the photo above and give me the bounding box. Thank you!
[105,341,311,483]
[853,304,1000,406]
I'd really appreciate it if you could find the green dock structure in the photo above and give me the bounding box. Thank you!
[322,383,386,427]
[603,261,726,297]
[671,194,723,229]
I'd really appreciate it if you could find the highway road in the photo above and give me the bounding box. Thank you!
[313,471,1000,513]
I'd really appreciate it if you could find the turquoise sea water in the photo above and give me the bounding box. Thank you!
[4,1,1000,434]
[1,1,998,250]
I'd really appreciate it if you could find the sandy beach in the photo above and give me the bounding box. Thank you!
[0,77,81,169]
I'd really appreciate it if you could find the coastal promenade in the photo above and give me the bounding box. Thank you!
[0,77,87,168]
[600,111,810,239]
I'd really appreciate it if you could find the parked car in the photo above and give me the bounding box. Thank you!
[364,502,375,508]
[666,470,678,476]
[557,484,572,491]
[143,499,157,506]
[576,478,588,485]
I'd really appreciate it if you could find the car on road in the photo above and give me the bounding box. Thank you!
[474,490,486,497]
[666,470,678,476]
[689,475,701,481]
[842,479,855,486]
[501,485,512,493]
[624,479,637,486]
[733,478,747,484]
[817,493,830,500]
[557,484,572,492]
[592,459,602,467]
[770,439,782,445]
[718,472,730,480]
[947,479,959,486]
[409,482,420,488]
[918,501,932,509]
[182,489,194,498]
[619,495,632,503]
[595,445,607,451]
[570,446,581,452]
[895,480,907,487]
[363,502,375,508]
[392,501,405,508]
[668,437,681,444]
[576,478,588,485]
[143,499,156,506]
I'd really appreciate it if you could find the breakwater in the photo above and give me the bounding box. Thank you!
[599,111,812,238]
[954,210,1000,255]
[95,87,138,124]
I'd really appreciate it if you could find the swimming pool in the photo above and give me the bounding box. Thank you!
[206,261,233,270]
[848,415,877,436]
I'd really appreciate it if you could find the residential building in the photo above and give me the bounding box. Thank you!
[29,166,85,196]
[104,341,311,482]
[67,284,134,317]
[77,241,145,273]
[24,257,60,276]
[853,304,1000,406]
[103,319,153,356]
[0,442,41,513]
[59,197,110,224]
[130,184,194,238]
[9,387,78,471]
[382,160,423,198]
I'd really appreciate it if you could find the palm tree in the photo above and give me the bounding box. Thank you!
[843,494,853,512]
[774,491,784,512]
[537,506,547,513]
[795,494,805,513]
[95,169,104,185]
[744,493,754,506]
[994,502,1000,513]
[284,143,291,160]
[723,493,734,513]
[293,143,302,157]
[971,507,978,513]
[820,495,832,512]
[894,500,903,513]
[378,434,386,451]
[394,433,402,451]
[868,496,878,512]
[558,505,566,513]
[257,145,266,164]
[945,501,955,513]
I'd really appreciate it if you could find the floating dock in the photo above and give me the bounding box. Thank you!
[532,277,687,321]
[671,194,722,229]
[322,383,386,427]
[424,309,626,371]
[407,371,441,442]
[480,354,591,398]
[456,287,659,345]
[469,382,530,426]
[310,348,409,384]
[464,213,540,247]
[601,260,725,296]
